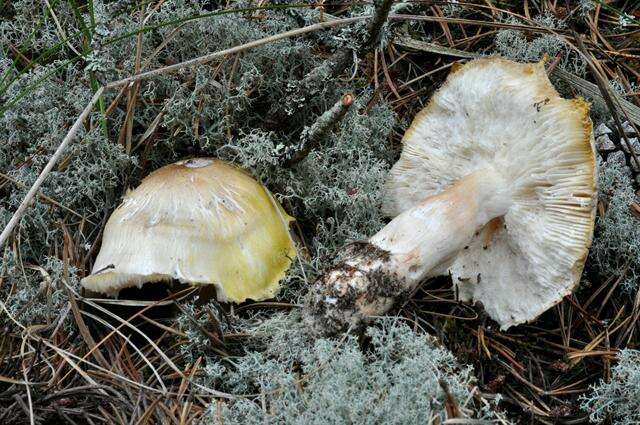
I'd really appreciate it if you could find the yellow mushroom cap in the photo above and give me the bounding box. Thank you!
[81,158,296,303]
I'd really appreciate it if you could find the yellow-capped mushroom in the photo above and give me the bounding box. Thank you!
[82,158,296,303]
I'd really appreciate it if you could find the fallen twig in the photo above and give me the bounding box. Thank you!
[299,0,394,91]
[284,93,354,166]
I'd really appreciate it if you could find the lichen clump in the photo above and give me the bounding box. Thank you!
[193,314,501,424]
[493,13,586,77]
[581,349,640,424]
[588,158,640,291]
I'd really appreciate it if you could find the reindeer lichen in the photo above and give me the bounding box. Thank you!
[581,349,640,424]
[194,313,502,424]
[0,252,79,331]
[493,13,586,77]
[588,158,640,291]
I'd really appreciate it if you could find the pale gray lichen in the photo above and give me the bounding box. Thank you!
[588,158,640,291]
[194,313,503,424]
[289,100,397,256]
[608,78,640,100]
[617,12,636,29]
[581,349,640,424]
[579,0,597,16]
[0,252,79,331]
[493,13,587,77]
[441,0,464,18]
[175,298,229,364]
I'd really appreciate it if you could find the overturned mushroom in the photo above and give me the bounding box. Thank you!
[306,57,596,334]
[82,158,296,302]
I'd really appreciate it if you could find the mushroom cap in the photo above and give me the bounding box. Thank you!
[383,57,596,329]
[81,158,296,303]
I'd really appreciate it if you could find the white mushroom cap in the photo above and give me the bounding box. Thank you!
[383,57,597,329]
[81,158,296,303]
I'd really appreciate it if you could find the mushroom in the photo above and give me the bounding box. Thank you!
[305,57,596,335]
[82,158,296,303]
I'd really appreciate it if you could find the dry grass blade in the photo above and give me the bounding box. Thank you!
[65,284,234,398]
[79,310,168,392]
[395,37,479,59]
[553,68,640,126]
[63,282,110,370]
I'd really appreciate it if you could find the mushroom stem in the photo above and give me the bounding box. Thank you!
[305,168,512,335]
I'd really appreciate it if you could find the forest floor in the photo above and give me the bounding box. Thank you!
[1,1,640,424]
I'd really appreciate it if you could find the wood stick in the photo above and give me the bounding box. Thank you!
[284,94,354,166]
